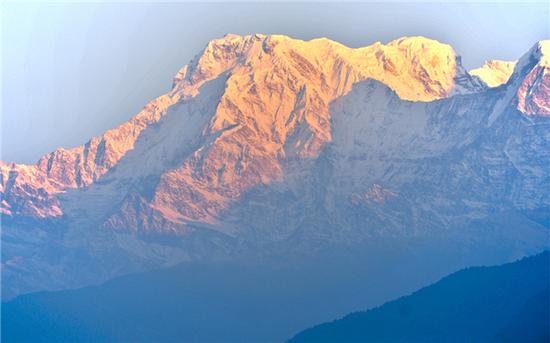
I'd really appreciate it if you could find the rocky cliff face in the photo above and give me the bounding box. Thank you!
[515,41,550,115]
[1,35,548,299]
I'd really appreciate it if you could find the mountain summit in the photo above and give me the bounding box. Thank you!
[514,40,550,115]
[470,60,517,87]
[1,35,549,300]
[0,34,486,220]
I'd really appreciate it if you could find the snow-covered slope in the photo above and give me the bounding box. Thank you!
[1,35,549,299]
[470,60,516,87]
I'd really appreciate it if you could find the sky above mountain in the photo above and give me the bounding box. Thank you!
[2,2,549,163]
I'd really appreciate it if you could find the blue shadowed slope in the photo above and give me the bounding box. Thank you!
[288,251,550,343]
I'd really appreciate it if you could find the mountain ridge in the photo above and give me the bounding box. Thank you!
[1,34,549,299]
[287,251,550,343]
[0,34,522,220]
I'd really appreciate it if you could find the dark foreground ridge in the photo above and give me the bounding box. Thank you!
[288,251,550,343]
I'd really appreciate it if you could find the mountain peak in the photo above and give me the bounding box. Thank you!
[173,34,482,102]
[510,40,549,75]
[0,34,502,222]
[513,40,550,115]
[469,60,517,87]
[388,35,451,49]
[532,40,550,67]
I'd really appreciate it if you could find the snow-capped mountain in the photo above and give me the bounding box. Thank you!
[1,35,549,299]
[470,59,517,88]
[1,34,485,221]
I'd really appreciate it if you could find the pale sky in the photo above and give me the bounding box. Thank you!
[2,2,549,163]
